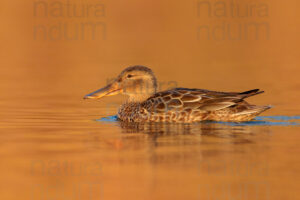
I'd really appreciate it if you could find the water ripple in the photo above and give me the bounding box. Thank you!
[97,115,300,126]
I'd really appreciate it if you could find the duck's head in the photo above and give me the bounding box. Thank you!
[84,65,157,102]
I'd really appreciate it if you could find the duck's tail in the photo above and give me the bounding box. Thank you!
[239,89,265,99]
[233,105,272,121]
[238,105,272,115]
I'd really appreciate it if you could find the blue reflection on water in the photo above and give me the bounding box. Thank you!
[255,116,300,120]
[96,115,118,122]
[97,115,300,126]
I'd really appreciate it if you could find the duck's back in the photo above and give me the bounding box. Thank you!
[118,88,271,122]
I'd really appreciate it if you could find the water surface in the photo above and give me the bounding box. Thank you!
[1,92,300,200]
[1,0,300,199]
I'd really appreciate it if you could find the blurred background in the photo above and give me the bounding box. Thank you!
[1,0,299,114]
[0,0,300,200]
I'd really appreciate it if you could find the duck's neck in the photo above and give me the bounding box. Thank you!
[126,76,157,102]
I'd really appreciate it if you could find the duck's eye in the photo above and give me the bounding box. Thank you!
[127,74,133,78]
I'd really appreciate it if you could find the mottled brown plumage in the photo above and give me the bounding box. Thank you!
[84,66,271,123]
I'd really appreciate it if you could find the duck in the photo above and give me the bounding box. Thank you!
[84,65,271,123]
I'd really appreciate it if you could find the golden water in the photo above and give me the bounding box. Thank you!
[1,0,300,199]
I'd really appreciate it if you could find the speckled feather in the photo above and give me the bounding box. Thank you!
[118,88,271,123]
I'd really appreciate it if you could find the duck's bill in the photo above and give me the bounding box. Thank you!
[83,83,121,99]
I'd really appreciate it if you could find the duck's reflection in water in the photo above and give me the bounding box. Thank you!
[114,121,271,176]
[118,121,270,142]
[84,121,271,180]
[85,120,271,151]
[100,121,270,160]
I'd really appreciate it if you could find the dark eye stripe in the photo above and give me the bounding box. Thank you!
[127,74,133,78]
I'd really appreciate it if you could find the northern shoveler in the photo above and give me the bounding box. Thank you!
[84,65,271,123]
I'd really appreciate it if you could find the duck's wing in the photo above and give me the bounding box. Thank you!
[143,88,264,112]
